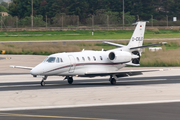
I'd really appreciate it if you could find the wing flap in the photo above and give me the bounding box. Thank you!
[85,68,169,77]
[10,65,33,70]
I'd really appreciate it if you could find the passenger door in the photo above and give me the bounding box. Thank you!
[68,55,76,73]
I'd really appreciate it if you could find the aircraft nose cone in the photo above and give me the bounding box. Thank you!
[30,66,44,76]
[30,69,36,76]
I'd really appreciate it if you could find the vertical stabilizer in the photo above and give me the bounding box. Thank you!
[127,22,146,48]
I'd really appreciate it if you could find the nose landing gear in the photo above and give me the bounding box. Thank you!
[41,76,47,86]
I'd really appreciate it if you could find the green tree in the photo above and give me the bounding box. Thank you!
[1,2,8,8]
[0,5,7,12]
[9,0,41,18]
[8,0,180,25]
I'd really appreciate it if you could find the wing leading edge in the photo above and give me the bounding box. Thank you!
[10,65,33,70]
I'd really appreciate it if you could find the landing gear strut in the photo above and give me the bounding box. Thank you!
[109,75,118,85]
[41,76,47,86]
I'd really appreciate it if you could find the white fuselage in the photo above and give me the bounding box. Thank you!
[30,50,127,77]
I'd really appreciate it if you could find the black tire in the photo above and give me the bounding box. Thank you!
[68,77,73,84]
[110,78,116,85]
[41,80,45,86]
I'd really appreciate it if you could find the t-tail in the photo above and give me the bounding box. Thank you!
[104,21,167,66]
[104,21,147,49]
[127,22,146,48]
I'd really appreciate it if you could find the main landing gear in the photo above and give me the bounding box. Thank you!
[64,76,74,84]
[40,76,74,86]
[41,76,47,86]
[109,75,118,85]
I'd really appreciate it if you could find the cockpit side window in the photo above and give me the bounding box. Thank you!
[47,57,56,63]
[56,57,60,63]
[55,57,63,63]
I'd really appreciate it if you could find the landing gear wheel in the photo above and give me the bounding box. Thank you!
[68,77,73,84]
[110,78,116,85]
[40,76,47,86]
[41,80,45,86]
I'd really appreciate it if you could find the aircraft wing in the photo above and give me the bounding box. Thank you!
[10,65,33,70]
[85,68,169,77]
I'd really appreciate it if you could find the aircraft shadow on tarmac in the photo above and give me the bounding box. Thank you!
[0,75,180,91]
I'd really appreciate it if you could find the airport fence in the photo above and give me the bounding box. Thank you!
[0,14,180,31]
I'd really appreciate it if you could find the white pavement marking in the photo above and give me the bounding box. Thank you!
[0,78,167,87]
[119,79,167,82]
[0,99,180,111]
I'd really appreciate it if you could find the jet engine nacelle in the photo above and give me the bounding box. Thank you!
[108,51,132,63]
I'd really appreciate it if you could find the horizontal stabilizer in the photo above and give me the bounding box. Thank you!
[103,41,125,47]
[130,42,167,50]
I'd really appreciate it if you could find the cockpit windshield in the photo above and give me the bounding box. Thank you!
[43,57,49,62]
[46,57,56,63]
[43,57,63,63]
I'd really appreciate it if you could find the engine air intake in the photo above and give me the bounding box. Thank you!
[109,52,115,60]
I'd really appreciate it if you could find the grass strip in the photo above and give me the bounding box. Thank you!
[0,29,179,41]
[1,41,180,67]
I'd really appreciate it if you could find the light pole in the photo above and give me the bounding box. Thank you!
[46,15,47,28]
[137,15,139,21]
[107,15,109,30]
[31,0,33,28]
[151,15,153,27]
[122,0,124,28]
[166,15,168,27]
[92,15,94,35]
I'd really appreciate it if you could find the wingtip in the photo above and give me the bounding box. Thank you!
[10,65,15,68]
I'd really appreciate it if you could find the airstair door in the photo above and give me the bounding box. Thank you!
[68,55,76,73]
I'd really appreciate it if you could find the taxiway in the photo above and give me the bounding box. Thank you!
[0,55,180,120]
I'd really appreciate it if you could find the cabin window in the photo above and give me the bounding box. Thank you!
[100,56,103,60]
[88,57,90,61]
[76,57,80,61]
[47,57,56,63]
[93,56,96,61]
[82,57,85,61]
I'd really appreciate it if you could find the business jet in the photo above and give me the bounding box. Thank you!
[11,21,167,86]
